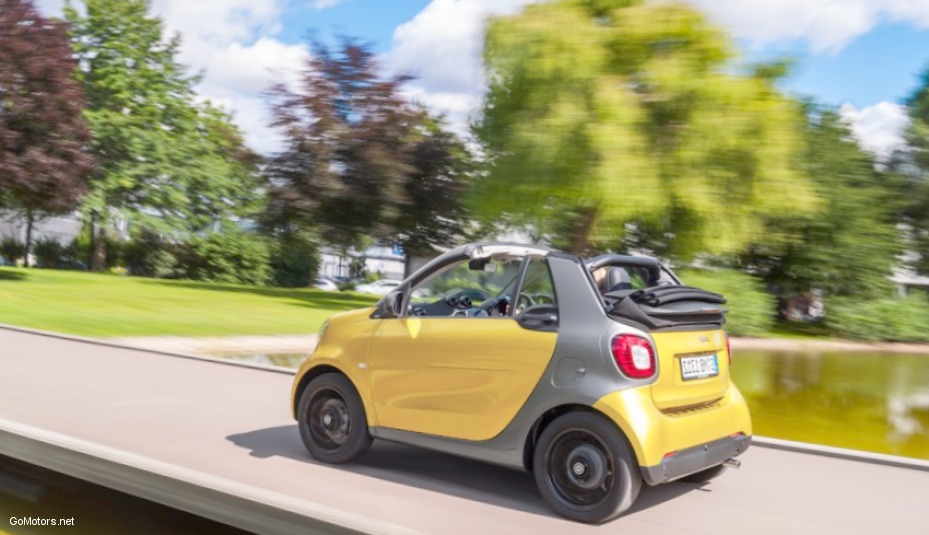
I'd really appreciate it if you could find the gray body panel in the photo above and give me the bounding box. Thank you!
[371,254,659,471]
[641,434,751,485]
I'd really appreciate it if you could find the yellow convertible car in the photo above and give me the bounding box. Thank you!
[290,243,751,523]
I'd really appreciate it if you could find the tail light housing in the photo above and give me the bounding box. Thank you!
[611,335,656,378]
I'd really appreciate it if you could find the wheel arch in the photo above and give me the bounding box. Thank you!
[292,364,348,418]
[523,403,642,472]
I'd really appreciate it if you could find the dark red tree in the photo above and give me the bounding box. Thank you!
[0,0,95,265]
[266,40,470,258]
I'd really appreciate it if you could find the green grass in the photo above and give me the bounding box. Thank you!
[0,267,378,338]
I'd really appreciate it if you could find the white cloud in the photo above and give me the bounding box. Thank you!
[687,0,929,53]
[386,0,538,132]
[314,0,349,9]
[840,101,909,159]
[34,0,305,154]
[149,0,306,152]
[34,0,66,15]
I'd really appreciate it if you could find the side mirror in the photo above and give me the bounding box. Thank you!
[382,290,403,318]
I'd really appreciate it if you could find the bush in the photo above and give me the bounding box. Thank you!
[677,268,775,336]
[63,234,125,270]
[0,236,25,266]
[183,231,272,286]
[124,231,180,278]
[337,280,357,292]
[33,238,65,268]
[826,296,929,342]
[62,236,89,270]
[270,232,321,287]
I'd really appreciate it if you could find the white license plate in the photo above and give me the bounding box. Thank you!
[680,354,719,381]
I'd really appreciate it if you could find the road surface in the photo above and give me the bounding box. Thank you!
[0,326,926,535]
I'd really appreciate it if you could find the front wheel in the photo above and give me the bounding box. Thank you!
[297,373,372,464]
[533,412,641,523]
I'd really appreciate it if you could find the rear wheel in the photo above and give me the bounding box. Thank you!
[297,374,372,464]
[680,464,727,483]
[533,412,641,523]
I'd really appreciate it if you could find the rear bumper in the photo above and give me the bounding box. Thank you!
[592,381,752,468]
[640,433,751,485]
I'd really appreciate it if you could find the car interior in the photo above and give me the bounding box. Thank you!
[406,255,557,320]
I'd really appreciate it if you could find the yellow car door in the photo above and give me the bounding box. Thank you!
[367,316,557,441]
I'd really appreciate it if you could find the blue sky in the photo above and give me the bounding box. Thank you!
[36,0,929,155]
[748,22,929,108]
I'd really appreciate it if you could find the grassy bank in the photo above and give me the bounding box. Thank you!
[0,267,378,338]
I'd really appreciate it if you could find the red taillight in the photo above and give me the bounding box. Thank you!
[611,335,656,378]
[725,332,731,367]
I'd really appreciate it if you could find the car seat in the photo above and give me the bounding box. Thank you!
[607,267,633,292]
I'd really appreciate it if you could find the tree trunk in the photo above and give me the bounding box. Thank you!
[91,211,107,272]
[24,209,34,268]
[566,206,598,255]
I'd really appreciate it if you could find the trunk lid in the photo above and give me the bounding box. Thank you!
[649,328,730,411]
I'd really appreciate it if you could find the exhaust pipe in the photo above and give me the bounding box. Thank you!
[724,458,741,469]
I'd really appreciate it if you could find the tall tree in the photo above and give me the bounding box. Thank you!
[267,40,470,257]
[475,0,816,256]
[65,0,262,269]
[740,107,902,301]
[0,0,95,266]
[893,66,929,274]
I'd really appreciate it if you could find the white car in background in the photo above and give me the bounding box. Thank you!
[354,279,403,295]
[313,277,339,291]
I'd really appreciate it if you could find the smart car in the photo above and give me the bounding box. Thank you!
[290,243,752,523]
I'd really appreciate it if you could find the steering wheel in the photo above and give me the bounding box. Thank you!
[532,293,555,304]
[515,292,535,313]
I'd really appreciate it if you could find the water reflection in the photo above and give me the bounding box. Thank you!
[731,351,929,460]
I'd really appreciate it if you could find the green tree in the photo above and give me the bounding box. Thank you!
[0,0,95,266]
[474,0,815,256]
[65,0,263,269]
[740,107,901,300]
[267,40,470,258]
[893,66,929,274]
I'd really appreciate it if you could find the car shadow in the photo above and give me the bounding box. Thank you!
[226,425,703,520]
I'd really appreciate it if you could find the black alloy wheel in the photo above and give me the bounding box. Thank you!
[297,373,372,464]
[533,412,641,523]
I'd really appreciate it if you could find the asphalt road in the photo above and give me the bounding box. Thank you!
[0,327,926,535]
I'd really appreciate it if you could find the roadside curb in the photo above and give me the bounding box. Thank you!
[751,436,929,472]
[0,418,425,535]
[0,323,295,376]
[731,337,929,354]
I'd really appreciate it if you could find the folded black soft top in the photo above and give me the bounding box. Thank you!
[606,285,728,330]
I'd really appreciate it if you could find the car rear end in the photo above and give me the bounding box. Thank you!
[594,324,751,485]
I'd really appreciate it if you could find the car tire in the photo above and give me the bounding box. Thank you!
[680,464,727,483]
[533,411,641,523]
[297,373,372,464]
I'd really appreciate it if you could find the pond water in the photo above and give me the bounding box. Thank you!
[731,350,929,460]
[222,349,929,460]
